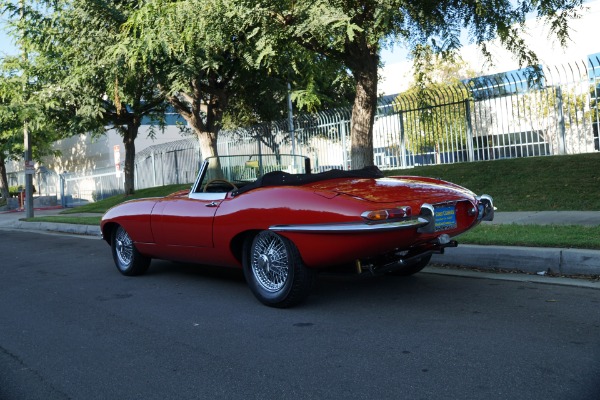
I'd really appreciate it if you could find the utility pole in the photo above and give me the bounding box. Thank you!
[20,0,34,218]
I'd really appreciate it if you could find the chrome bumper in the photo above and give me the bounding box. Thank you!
[418,194,494,234]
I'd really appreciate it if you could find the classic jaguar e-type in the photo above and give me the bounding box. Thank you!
[101,154,493,307]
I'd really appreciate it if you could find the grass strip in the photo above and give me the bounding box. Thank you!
[458,224,600,249]
[21,216,102,225]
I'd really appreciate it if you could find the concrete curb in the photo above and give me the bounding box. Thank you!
[3,221,101,237]
[432,244,600,276]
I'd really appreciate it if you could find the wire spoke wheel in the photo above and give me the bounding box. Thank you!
[111,225,150,276]
[115,226,134,267]
[251,232,290,292]
[243,231,315,308]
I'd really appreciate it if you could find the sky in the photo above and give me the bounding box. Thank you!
[0,21,16,57]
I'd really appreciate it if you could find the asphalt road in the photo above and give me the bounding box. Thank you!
[1,230,599,400]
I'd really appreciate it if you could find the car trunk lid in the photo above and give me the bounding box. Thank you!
[309,176,475,203]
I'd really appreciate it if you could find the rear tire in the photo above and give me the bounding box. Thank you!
[111,225,151,276]
[387,254,432,276]
[243,231,315,308]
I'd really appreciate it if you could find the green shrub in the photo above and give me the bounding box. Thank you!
[8,185,36,197]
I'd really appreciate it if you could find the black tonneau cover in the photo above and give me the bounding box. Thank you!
[231,166,383,197]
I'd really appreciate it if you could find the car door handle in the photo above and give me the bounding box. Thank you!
[206,201,219,207]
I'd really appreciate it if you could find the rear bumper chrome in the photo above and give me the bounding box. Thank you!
[269,217,430,233]
[417,195,494,234]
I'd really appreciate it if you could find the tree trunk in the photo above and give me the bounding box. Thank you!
[0,153,10,201]
[196,130,218,160]
[349,59,378,169]
[166,85,225,179]
[123,120,140,195]
[194,128,224,179]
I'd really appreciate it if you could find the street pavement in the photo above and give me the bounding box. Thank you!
[1,206,599,279]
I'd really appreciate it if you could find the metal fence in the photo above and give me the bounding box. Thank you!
[213,58,600,171]
[8,57,600,205]
[134,138,200,189]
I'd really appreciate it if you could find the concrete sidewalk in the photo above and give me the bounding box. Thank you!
[489,211,600,226]
[0,207,102,237]
[1,207,599,278]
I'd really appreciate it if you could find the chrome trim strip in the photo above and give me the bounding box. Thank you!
[269,217,430,233]
[190,159,209,195]
[188,192,226,200]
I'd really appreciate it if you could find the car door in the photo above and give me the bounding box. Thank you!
[151,195,221,248]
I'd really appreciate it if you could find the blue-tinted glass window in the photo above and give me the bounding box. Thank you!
[465,65,544,100]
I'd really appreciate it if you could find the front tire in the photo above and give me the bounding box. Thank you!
[243,231,315,308]
[111,225,151,276]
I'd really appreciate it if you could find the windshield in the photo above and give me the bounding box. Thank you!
[191,154,310,194]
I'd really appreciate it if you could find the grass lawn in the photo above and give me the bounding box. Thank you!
[459,224,600,250]
[23,153,600,249]
[22,215,102,225]
[385,152,600,212]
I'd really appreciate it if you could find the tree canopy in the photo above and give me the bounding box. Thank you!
[242,0,583,167]
[0,53,72,201]
[120,0,353,169]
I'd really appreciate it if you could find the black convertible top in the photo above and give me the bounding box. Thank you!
[231,165,384,197]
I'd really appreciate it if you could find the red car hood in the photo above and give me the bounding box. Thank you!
[309,176,476,203]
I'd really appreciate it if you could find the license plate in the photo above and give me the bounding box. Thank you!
[434,206,457,232]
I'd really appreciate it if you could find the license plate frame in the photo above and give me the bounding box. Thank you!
[434,205,457,232]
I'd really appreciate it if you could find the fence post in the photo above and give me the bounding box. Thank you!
[340,122,348,170]
[60,173,65,208]
[174,150,180,184]
[100,176,104,201]
[465,99,475,162]
[399,110,407,168]
[555,86,567,155]
[151,151,157,187]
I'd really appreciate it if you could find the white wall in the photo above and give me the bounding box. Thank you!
[7,124,192,175]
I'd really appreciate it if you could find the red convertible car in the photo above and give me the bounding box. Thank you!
[101,154,493,307]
